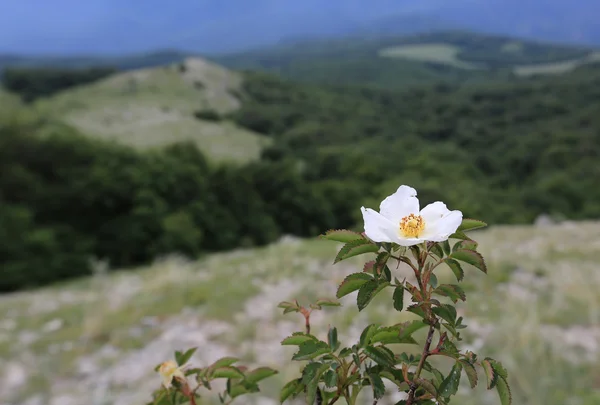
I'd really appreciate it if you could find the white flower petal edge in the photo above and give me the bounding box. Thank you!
[420,202,463,242]
[379,185,419,224]
[360,207,398,243]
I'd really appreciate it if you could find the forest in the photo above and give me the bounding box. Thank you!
[1,34,599,291]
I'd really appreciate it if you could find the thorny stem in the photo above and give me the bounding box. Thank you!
[406,324,436,405]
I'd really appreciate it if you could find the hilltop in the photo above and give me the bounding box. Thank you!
[214,31,600,89]
[31,58,270,163]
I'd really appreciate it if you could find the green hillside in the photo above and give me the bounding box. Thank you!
[33,58,270,163]
[214,30,598,89]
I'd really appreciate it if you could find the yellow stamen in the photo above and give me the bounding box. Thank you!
[399,214,425,238]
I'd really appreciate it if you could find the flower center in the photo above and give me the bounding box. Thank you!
[399,213,425,238]
[159,361,177,377]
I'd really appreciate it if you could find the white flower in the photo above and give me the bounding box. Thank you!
[361,185,462,246]
[158,360,186,389]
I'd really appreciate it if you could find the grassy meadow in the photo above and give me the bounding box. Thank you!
[32,58,270,163]
[1,221,599,405]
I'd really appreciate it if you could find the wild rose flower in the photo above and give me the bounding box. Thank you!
[361,185,462,246]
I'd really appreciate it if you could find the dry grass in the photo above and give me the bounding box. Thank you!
[1,221,599,404]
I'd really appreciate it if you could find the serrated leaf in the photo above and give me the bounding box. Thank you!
[336,273,373,298]
[209,357,238,370]
[323,369,337,388]
[430,243,444,258]
[292,340,331,361]
[321,229,365,243]
[328,327,339,351]
[496,375,512,405]
[281,334,317,346]
[453,239,478,252]
[211,366,245,379]
[441,240,451,255]
[303,363,329,405]
[334,239,380,264]
[363,260,376,273]
[393,285,404,312]
[459,360,478,389]
[433,284,466,303]
[301,363,323,385]
[359,324,379,347]
[370,326,418,345]
[367,372,386,399]
[458,218,487,232]
[179,348,197,366]
[439,362,462,397]
[450,249,487,273]
[449,230,470,240]
[364,345,395,367]
[416,378,438,397]
[445,259,464,282]
[246,367,278,384]
[482,359,498,389]
[357,280,390,311]
[432,304,457,326]
[315,298,341,307]
[489,359,508,379]
[280,379,304,403]
[398,320,429,340]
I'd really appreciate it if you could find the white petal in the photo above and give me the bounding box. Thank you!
[379,185,420,224]
[420,202,463,241]
[396,237,426,247]
[361,207,400,243]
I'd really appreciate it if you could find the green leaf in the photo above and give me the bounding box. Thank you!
[445,259,464,282]
[442,240,451,255]
[280,379,303,404]
[364,345,395,367]
[208,357,238,370]
[245,367,278,384]
[334,239,380,264]
[428,273,438,288]
[357,280,390,311]
[328,327,339,351]
[439,362,462,397]
[367,372,386,399]
[336,273,373,298]
[292,340,331,361]
[398,320,429,340]
[450,249,487,274]
[449,230,470,240]
[416,378,438,397]
[324,369,337,388]
[459,360,478,389]
[432,304,457,326]
[392,285,404,312]
[490,359,509,379]
[496,375,512,405]
[481,359,498,389]
[321,229,365,243]
[281,334,317,346]
[359,324,380,347]
[453,239,478,252]
[303,363,329,405]
[315,298,341,307]
[370,326,418,345]
[430,243,444,258]
[458,218,487,232]
[211,366,245,379]
[277,301,300,314]
[433,284,466,303]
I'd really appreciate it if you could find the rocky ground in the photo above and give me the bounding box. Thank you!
[1,221,599,405]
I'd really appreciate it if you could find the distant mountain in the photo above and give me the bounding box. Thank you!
[1,0,598,55]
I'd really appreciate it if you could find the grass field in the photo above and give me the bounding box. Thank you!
[1,221,599,405]
[379,43,600,77]
[378,43,484,70]
[32,58,271,163]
